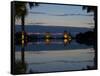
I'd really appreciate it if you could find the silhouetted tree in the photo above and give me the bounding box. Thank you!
[76,31,94,45]
[14,60,27,74]
[82,6,97,38]
[15,1,39,64]
[82,6,97,69]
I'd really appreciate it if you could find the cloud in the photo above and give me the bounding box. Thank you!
[29,11,46,14]
[85,23,94,25]
[29,11,93,16]
[53,14,93,16]
[28,22,46,25]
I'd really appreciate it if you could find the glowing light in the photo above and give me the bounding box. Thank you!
[22,32,24,46]
[46,35,50,38]
[69,36,71,40]
[22,32,24,40]
[64,34,68,38]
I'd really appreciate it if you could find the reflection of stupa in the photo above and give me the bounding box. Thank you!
[45,39,51,44]
[64,39,68,44]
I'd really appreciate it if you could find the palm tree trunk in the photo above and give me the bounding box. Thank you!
[21,14,25,64]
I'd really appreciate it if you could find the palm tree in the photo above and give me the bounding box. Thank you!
[82,6,97,69]
[82,6,97,32]
[14,1,39,64]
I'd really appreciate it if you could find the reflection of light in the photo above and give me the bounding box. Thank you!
[22,32,24,46]
[45,39,50,44]
[22,40,24,47]
[22,40,24,44]
[64,39,68,44]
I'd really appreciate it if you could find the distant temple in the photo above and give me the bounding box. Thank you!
[15,31,72,45]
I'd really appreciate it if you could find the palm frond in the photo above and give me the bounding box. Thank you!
[82,6,96,13]
[14,2,27,18]
[29,2,39,9]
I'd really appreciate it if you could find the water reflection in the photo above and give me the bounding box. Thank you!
[14,30,97,74]
[45,39,51,45]
[15,37,96,74]
[27,38,71,45]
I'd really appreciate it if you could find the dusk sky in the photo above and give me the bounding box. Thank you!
[15,3,94,28]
